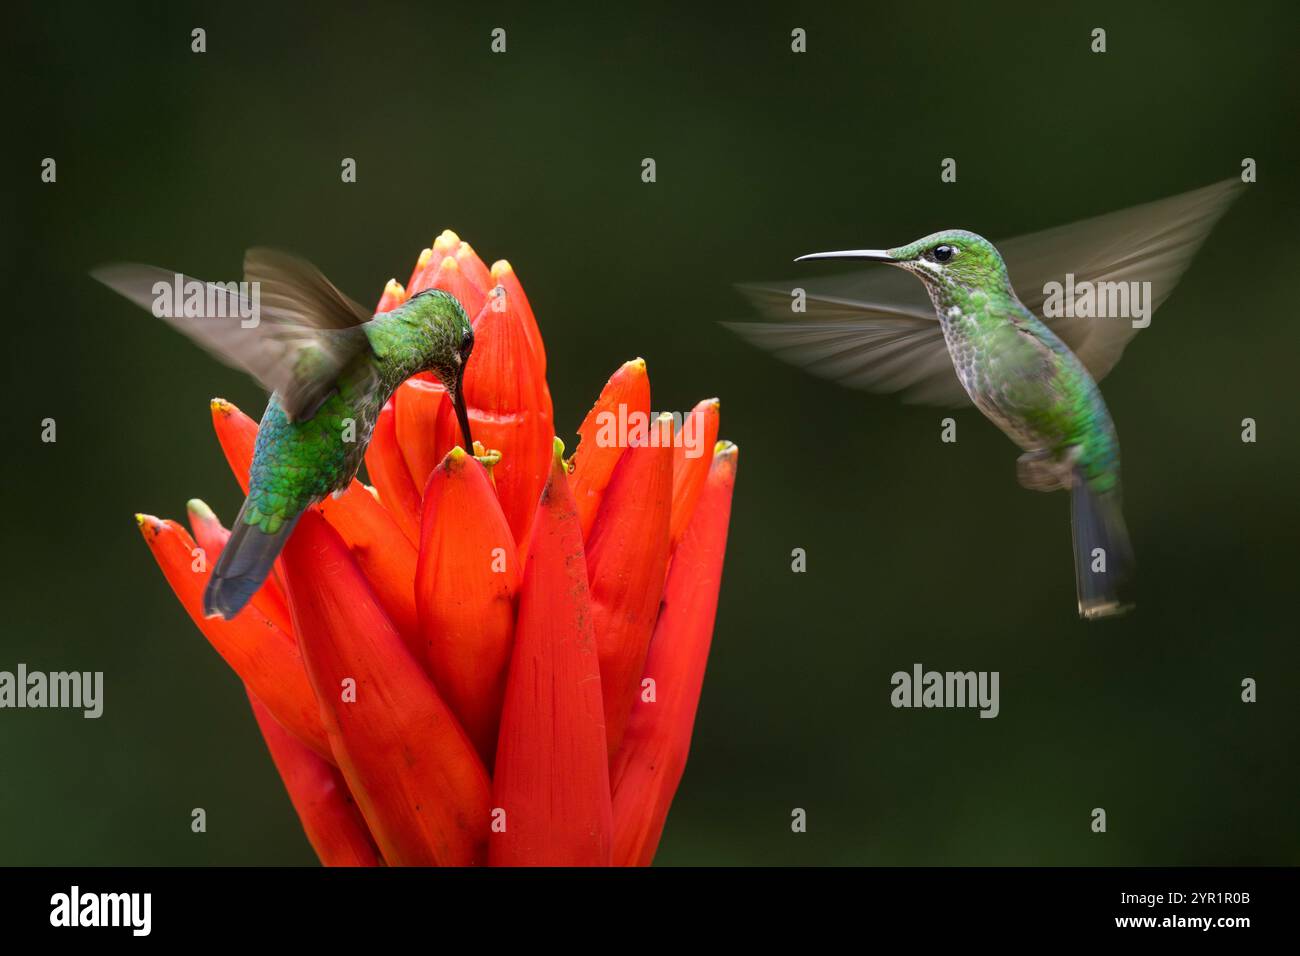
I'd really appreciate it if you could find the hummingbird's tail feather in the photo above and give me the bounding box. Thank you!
[1069,471,1135,620]
[203,503,302,620]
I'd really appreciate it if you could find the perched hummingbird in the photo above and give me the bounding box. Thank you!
[729,179,1242,619]
[93,249,476,619]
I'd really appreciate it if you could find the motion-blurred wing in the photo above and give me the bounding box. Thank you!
[724,286,966,405]
[92,249,372,421]
[243,247,370,330]
[729,178,1243,405]
[1006,177,1244,381]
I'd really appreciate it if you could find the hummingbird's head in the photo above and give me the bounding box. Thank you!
[796,229,1011,304]
[409,289,476,450]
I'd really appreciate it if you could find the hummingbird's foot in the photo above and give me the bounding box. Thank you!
[1016,449,1071,493]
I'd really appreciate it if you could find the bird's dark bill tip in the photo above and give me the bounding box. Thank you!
[451,381,474,451]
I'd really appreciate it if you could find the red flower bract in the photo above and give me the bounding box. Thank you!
[136,232,738,866]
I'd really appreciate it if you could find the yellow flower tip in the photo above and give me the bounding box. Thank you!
[415,247,432,269]
[490,259,514,279]
[185,499,216,523]
[439,255,459,273]
[552,436,566,462]
[626,356,647,372]
[457,241,477,258]
[210,397,233,415]
[384,278,405,297]
[473,446,502,467]
[363,483,380,502]
[134,512,161,536]
[653,411,676,442]
[714,439,738,460]
[432,231,461,258]
[446,445,468,464]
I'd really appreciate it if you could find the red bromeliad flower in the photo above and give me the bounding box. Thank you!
[134,231,738,866]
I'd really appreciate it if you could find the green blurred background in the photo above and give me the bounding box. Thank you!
[4,0,1298,865]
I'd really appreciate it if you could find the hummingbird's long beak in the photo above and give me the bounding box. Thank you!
[452,378,474,452]
[794,249,896,263]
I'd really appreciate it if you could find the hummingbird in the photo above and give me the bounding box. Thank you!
[93,249,476,619]
[729,179,1243,619]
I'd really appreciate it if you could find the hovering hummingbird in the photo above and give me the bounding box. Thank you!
[94,250,476,619]
[729,179,1243,619]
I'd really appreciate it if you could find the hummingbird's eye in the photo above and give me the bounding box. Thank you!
[932,244,955,263]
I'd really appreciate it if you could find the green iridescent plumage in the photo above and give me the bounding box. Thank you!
[94,251,476,619]
[880,230,1121,495]
[242,291,473,534]
[730,179,1244,619]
